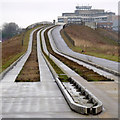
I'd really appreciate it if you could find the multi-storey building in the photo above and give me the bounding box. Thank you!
[58,6,115,24]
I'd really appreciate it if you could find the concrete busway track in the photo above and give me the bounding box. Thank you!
[41,26,118,118]
[41,27,104,115]
[0,27,42,118]
[1,26,85,118]
[51,26,120,80]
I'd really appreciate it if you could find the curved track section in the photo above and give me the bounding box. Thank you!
[48,27,118,82]
[51,26,120,79]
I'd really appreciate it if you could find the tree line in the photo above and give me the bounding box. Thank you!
[2,22,23,41]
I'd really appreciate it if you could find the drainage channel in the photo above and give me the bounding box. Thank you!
[15,29,41,82]
[63,82,94,108]
[61,78,101,114]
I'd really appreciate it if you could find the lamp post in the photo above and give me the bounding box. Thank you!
[22,29,26,46]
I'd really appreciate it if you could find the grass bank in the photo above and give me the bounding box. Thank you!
[2,25,41,72]
[61,25,119,62]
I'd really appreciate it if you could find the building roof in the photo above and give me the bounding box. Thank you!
[76,6,92,10]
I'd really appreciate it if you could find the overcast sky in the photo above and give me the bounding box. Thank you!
[0,0,119,28]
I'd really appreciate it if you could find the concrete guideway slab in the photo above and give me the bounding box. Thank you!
[1,27,41,117]
[51,26,120,76]
[43,26,118,118]
[0,28,40,91]
[42,27,101,117]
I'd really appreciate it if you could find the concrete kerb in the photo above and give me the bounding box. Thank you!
[49,26,103,108]
[50,27,120,77]
[37,29,58,80]
[61,52,120,76]
[37,28,45,81]
[42,53,58,80]
[0,54,25,80]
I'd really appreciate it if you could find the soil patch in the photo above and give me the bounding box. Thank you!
[16,30,40,82]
